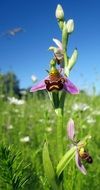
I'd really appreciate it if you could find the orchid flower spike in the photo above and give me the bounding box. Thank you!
[67,119,93,175]
[30,65,79,94]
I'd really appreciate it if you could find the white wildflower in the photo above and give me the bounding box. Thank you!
[39,119,44,123]
[91,110,100,116]
[8,97,25,105]
[7,125,13,129]
[45,127,52,132]
[14,109,19,113]
[20,90,27,95]
[72,103,90,112]
[20,136,30,143]
[31,75,37,83]
[86,116,96,124]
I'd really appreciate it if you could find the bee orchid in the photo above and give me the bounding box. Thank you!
[67,119,93,175]
[49,38,64,65]
[30,67,79,94]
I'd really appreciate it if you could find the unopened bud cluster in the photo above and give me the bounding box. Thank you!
[52,4,78,76]
[55,5,74,34]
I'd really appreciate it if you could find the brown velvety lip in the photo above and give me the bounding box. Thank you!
[45,78,65,91]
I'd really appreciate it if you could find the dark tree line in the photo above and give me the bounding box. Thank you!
[0,72,47,99]
[0,72,20,97]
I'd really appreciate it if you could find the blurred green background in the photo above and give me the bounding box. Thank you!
[0,72,100,189]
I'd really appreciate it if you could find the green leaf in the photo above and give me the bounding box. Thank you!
[56,146,76,177]
[43,142,58,190]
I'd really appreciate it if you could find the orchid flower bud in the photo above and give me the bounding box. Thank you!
[64,66,69,77]
[55,4,64,20]
[66,19,74,33]
[68,49,78,70]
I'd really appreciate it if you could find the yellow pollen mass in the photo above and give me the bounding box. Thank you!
[50,67,59,75]
[79,147,84,156]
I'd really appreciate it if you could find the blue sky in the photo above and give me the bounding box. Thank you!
[0,0,100,94]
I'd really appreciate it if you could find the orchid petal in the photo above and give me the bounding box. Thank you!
[30,76,49,92]
[67,119,75,140]
[30,80,46,92]
[75,151,87,175]
[63,78,79,94]
[53,38,63,50]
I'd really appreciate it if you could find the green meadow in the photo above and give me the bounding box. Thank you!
[0,91,100,190]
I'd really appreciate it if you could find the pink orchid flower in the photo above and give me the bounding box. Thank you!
[67,119,93,175]
[30,70,79,94]
[52,38,64,65]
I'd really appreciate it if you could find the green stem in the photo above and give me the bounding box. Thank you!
[52,92,59,109]
[62,27,69,67]
[59,91,66,111]
[55,108,63,163]
[54,91,66,164]
[54,91,67,190]
[55,108,63,190]
[63,50,68,67]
